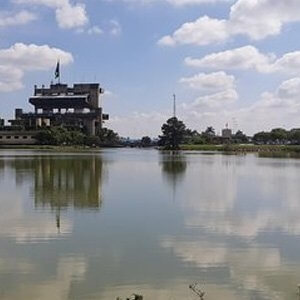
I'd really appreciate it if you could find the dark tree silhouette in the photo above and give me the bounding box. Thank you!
[159,117,186,150]
[140,136,152,147]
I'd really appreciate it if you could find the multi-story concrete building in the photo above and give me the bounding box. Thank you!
[222,128,232,139]
[9,82,109,136]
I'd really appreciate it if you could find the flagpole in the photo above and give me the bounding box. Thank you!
[58,59,60,84]
[55,60,60,84]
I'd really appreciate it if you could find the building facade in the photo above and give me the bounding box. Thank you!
[0,131,36,145]
[9,83,109,136]
[222,128,232,139]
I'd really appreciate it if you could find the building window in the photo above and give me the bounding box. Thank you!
[6,136,11,139]
[0,136,2,139]
[14,136,19,139]
[23,136,28,139]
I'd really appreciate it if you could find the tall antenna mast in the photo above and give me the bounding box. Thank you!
[173,94,176,118]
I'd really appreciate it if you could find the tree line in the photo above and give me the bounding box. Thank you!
[33,116,300,149]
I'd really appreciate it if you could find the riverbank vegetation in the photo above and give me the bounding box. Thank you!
[35,126,121,147]
[157,116,300,155]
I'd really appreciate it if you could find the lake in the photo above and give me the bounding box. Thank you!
[0,149,300,300]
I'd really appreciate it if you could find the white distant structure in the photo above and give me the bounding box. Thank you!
[222,123,232,139]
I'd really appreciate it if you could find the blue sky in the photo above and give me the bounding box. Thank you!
[1,0,300,137]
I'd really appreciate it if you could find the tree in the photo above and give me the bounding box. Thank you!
[184,129,202,144]
[270,128,288,144]
[289,129,300,144]
[202,126,216,144]
[140,136,152,147]
[233,130,248,143]
[253,131,272,144]
[97,128,120,146]
[159,117,186,150]
[35,127,85,145]
[204,126,215,136]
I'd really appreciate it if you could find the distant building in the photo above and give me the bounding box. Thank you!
[8,83,109,136]
[222,128,232,139]
[0,82,109,145]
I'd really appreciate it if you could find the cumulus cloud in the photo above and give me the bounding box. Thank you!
[159,0,300,46]
[180,71,235,91]
[180,71,238,109]
[158,16,229,46]
[0,43,73,92]
[183,88,238,109]
[0,66,23,92]
[14,0,88,29]
[0,10,37,28]
[185,45,300,74]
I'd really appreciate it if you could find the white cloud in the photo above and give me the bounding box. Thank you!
[14,0,88,29]
[0,10,37,28]
[180,71,235,91]
[110,0,232,6]
[0,66,23,92]
[55,2,88,29]
[180,71,238,109]
[166,0,231,5]
[158,16,229,46]
[185,45,300,75]
[87,25,103,35]
[109,19,122,36]
[277,77,300,99]
[108,111,168,138]
[0,43,73,92]
[183,88,238,109]
[159,0,300,46]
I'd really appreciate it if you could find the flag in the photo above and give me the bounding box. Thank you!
[55,61,60,79]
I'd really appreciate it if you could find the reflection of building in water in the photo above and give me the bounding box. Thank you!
[33,156,103,210]
[0,155,104,209]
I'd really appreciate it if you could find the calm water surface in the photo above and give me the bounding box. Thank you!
[0,149,300,299]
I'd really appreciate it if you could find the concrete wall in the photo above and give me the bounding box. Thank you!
[0,132,36,145]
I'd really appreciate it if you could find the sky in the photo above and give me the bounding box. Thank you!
[1,0,300,137]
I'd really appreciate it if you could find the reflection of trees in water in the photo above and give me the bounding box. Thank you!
[160,151,187,188]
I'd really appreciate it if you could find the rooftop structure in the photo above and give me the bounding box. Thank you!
[222,124,232,139]
[9,82,109,136]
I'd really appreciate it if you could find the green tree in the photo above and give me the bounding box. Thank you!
[35,127,85,145]
[233,130,248,143]
[270,128,288,144]
[204,126,215,136]
[202,126,216,144]
[289,129,300,144]
[184,129,202,144]
[159,117,186,150]
[97,128,120,146]
[140,136,152,147]
[253,131,272,144]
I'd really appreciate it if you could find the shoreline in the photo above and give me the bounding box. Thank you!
[2,144,300,158]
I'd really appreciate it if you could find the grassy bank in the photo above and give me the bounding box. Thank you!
[180,144,300,153]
